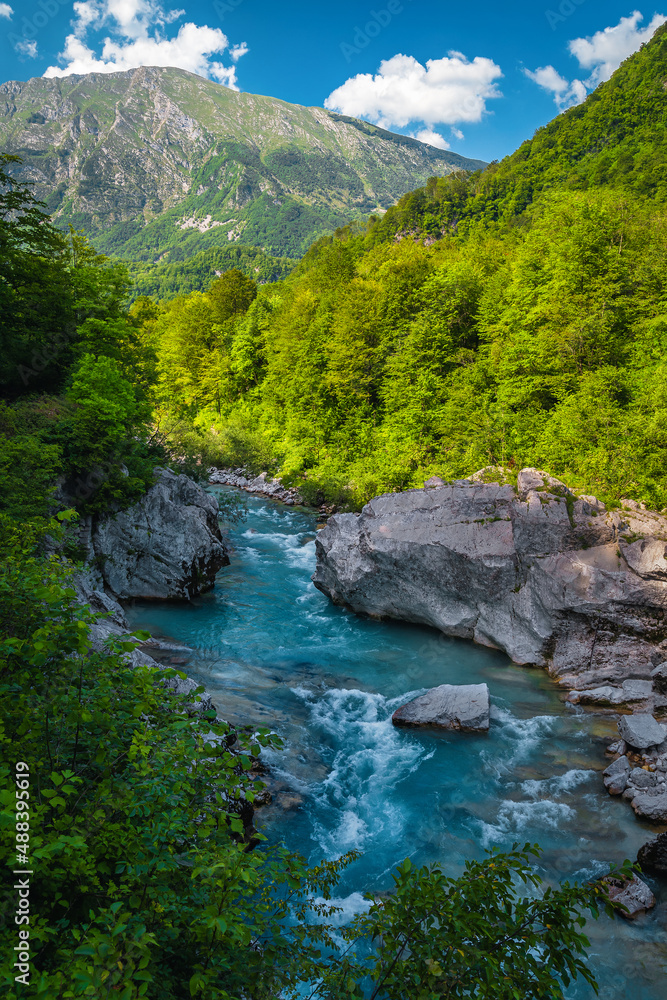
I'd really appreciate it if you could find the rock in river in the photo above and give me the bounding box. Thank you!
[392,683,490,732]
[603,755,631,795]
[603,875,656,920]
[313,468,667,688]
[618,714,667,751]
[80,468,230,600]
[638,832,667,877]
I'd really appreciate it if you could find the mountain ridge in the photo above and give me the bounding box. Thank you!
[0,65,486,259]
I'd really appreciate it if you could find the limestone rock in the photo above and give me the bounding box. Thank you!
[651,662,667,695]
[618,714,667,751]
[631,790,667,822]
[162,674,213,716]
[392,684,490,732]
[568,680,653,707]
[603,755,631,795]
[91,469,229,600]
[72,568,214,716]
[638,832,667,876]
[603,875,656,920]
[313,468,667,687]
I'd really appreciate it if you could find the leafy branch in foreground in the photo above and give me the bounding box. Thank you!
[317,847,632,1000]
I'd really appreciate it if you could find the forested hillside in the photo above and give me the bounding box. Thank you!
[371,22,667,242]
[130,245,296,301]
[138,26,667,511]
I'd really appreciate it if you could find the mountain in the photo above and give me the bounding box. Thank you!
[370,22,667,241]
[0,66,485,260]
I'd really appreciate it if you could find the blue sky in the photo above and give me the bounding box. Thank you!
[0,1,665,162]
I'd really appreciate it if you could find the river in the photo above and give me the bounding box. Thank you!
[125,489,667,998]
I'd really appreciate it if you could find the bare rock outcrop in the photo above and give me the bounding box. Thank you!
[80,469,229,601]
[72,570,213,715]
[638,832,667,876]
[313,469,667,690]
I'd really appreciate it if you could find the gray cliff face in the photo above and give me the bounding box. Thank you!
[312,469,667,688]
[81,468,229,601]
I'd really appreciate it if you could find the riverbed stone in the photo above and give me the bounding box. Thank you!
[312,468,667,687]
[630,789,667,822]
[392,683,490,732]
[638,832,667,876]
[603,875,656,920]
[603,755,631,795]
[618,714,667,751]
[89,469,229,600]
[651,662,667,695]
[209,467,303,506]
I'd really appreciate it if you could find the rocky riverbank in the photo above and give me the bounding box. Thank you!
[75,468,229,600]
[209,468,304,506]
[313,467,667,691]
[313,467,667,828]
[71,467,231,709]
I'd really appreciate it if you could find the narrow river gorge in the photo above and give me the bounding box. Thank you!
[125,489,667,999]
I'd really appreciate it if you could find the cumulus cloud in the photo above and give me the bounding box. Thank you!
[229,43,248,63]
[569,10,667,85]
[324,52,503,131]
[44,0,247,87]
[412,129,451,150]
[0,3,13,18]
[526,11,666,109]
[524,65,587,109]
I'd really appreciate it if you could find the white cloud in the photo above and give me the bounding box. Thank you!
[324,52,503,130]
[44,0,246,87]
[450,127,465,141]
[16,39,39,58]
[526,11,666,109]
[524,65,587,109]
[229,43,248,63]
[412,129,451,150]
[0,2,13,18]
[569,10,667,86]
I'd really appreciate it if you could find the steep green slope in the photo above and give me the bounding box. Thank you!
[0,66,485,259]
[370,22,667,241]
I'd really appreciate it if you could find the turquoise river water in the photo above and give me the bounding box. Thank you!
[126,490,667,998]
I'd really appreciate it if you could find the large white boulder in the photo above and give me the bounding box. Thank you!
[392,684,490,732]
[313,469,667,687]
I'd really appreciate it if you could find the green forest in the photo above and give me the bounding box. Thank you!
[3,19,667,1000]
[124,25,667,511]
